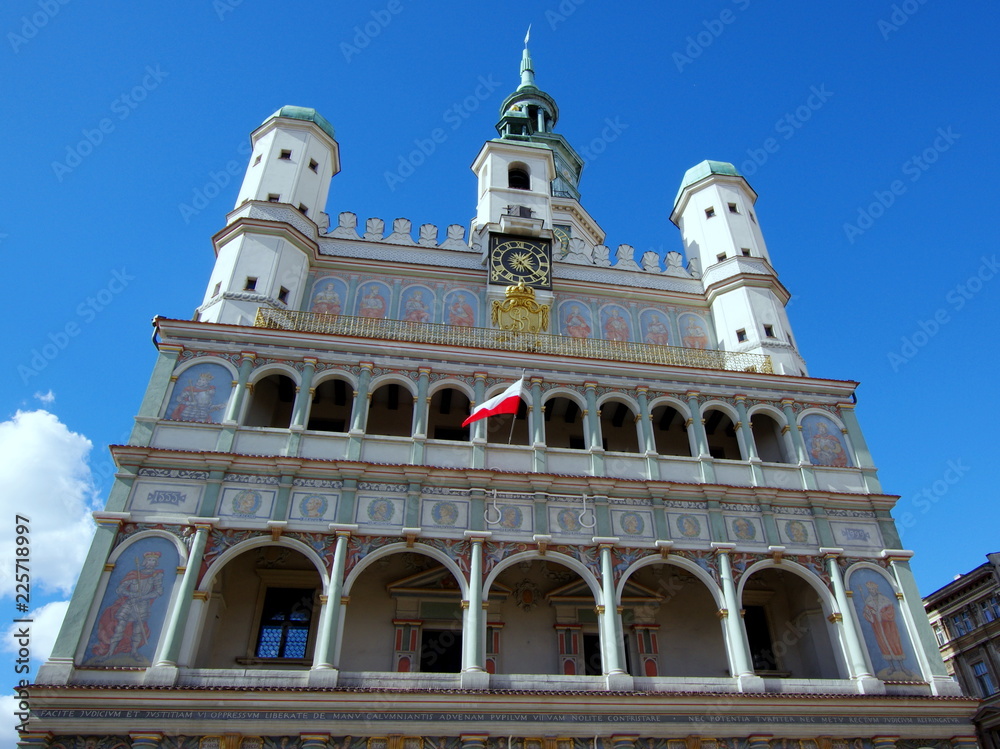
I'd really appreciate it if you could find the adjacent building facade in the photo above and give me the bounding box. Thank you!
[925,553,1000,748]
[25,42,978,749]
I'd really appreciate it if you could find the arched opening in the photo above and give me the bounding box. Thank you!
[622,563,728,677]
[485,396,529,446]
[544,396,587,450]
[427,387,471,441]
[366,383,414,437]
[341,551,464,673]
[703,408,742,460]
[508,165,530,190]
[650,404,691,456]
[488,558,600,675]
[751,412,793,463]
[244,373,295,428]
[740,567,843,679]
[600,400,640,453]
[194,545,322,669]
[306,377,353,432]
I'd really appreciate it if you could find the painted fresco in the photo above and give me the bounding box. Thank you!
[551,506,595,535]
[424,499,468,528]
[671,513,709,540]
[218,487,275,519]
[288,491,338,522]
[599,305,632,342]
[848,567,922,681]
[559,302,593,339]
[309,276,347,316]
[444,289,478,327]
[640,308,671,346]
[780,518,813,545]
[729,516,760,542]
[613,509,650,538]
[128,481,202,514]
[400,285,434,323]
[678,313,711,349]
[801,413,852,467]
[358,495,404,526]
[486,503,531,532]
[355,281,391,319]
[82,536,179,667]
[165,362,232,423]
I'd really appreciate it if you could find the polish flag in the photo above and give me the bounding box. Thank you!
[462,378,526,426]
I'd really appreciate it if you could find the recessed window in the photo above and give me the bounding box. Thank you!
[245,277,258,291]
[764,325,775,338]
[297,203,309,215]
[705,207,716,218]
[278,286,289,304]
[716,253,726,263]
[255,587,314,659]
[728,203,739,213]
[749,211,757,224]
[308,158,319,173]
[279,149,292,160]
[267,194,280,202]
[253,154,262,166]
[973,661,998,697]
[508,166,530,190]
[741,248,752,257]
[736,328,747,343]
[212,282,221,297]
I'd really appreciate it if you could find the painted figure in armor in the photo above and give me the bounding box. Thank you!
[170,371,225,423]
[91,551,165,662]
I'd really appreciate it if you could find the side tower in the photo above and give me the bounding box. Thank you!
[198,106,340,326]
[671,160,806,375]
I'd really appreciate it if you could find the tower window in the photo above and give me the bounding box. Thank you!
[267,194,280,202]
[736,328,747,343]
[308,158,319,173]
[212,282,221,297]
[278,287,289,304]
[716,253,726,263]
[245,277,258,291]
[279,149,292,160]
[749,211,757,224]
[254,587,314,659]
[297,203,309,215]
[764,325,775,338]
[508,166,530,190]
[728,203,739,214]
[705,207,716,218]
[253,154,262,166]
[741,248,752,257]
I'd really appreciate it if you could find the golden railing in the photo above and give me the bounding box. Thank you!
[254,308,773,374]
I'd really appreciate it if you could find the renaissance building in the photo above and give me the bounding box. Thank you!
[26,41,978,749]
[925,553,1000,748]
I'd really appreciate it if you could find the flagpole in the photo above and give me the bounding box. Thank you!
[507,369,527,446]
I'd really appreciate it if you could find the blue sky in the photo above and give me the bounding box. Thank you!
[1,0,998,703]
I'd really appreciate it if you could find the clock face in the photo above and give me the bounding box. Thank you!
[553,225,571,258]
[489,235,552,288]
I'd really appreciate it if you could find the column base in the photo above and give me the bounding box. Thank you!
[854,675,887,694]
[460,670,491,690]
[143,664,179,686]
[736,673,766,693]
[605,672,634,691]
[308,667,341,688]
[929,675,964,696]
[35,658,74,685]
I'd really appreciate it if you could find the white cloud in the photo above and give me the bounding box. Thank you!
[0,410,99,599]
[33,390,55,404]
[2,599,70,666]
[0,692,28,736]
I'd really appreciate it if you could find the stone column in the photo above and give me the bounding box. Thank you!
[822,548,875,681]
[735,395,764,486]
[216,350,256,453]
[713,542,754,678]
[301,735,332,749]
[129,344,182,446]
[636,385,659,480]
[530,376,546,472]
[313,529,352,671]
[463,532,489,673]
[747,736,771,749]
[782,398,816,490]
[610,736,638,749]
[129,734,164,749]
[348,362,373,460]
[290,358,317,427]
[471,371,487,469]
[411,366,431,464]
[154,521,213,668]
[871,736,898,749]
[598,541,624,675]
[585,382,604,475]
[687,390,715,483]
[461,734,489,749]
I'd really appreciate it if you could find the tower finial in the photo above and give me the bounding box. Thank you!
[518,26,535,90]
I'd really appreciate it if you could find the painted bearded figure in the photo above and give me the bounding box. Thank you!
[862,579,910,677]
[91,550,165,663]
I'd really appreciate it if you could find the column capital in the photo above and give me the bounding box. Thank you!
[636,385,649,395]
[686,389,701,398]
[593,536,619,549]
[359,361,374,371]
[530,375,544,384]
[129,734,164,749]
[464,530,492,542]
[93,511,130,528]
[158,344,184,355]
[819,546,845,559]
[474,371,488,380]
[711,541,736,555]
[734,393,748,402]
[188,516,220,530]
[583,380,599,389]
[329,523,359,537]
[780,398,796,406]
[418,366,432,375]
[880,548,915,561]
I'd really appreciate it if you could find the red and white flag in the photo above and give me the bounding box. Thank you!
[462,378,526,426]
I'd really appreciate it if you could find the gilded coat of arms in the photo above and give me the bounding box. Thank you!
[491,282,550,333]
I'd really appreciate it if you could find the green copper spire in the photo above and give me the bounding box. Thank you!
[518,25,536,90]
